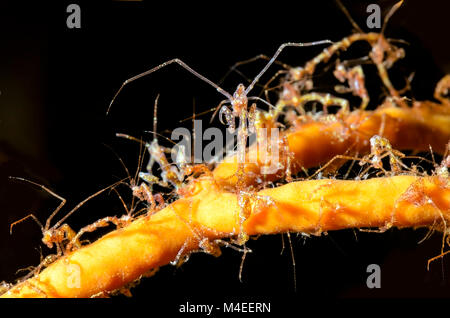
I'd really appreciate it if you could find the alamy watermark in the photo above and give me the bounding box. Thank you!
[366,4,381,29]
[66,4,81,29]
[170,121,282,174]
[366,263,381,288]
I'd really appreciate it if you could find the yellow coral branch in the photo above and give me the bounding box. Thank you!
[2,175,448,298]
[214,101,450,188]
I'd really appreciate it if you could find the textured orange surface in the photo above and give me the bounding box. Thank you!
[2,175,448,298]
[213,103,450,188]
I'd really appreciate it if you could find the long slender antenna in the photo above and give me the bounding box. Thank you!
[52,179,127,230]
[247,96,276,110]
[245,40,332,95]
[153,94,160,141]
[429,145,437,167]
[218,54,292,87]
[209,99,229,124]
[179,107,217,123]
[381,0,404,35]
[9,177,66,231]
[116,133,147,145]
[128,136,146,212]
[143,131,177,146]
[335,0,363,33]
[107,59,233,114]
[136,136,146,182]
[286,232,297,292]
[117,132,176,146]
[192,97,196,164]
[111,187,130,217]
[102,143,132,181]
[10,214,44,235]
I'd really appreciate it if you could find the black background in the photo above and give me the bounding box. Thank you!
[0,0,450,306]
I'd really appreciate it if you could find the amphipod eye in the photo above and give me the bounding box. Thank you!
[233,84,246,99]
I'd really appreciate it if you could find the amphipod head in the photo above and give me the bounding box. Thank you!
[231,84,248,116]
[42,230,54,249]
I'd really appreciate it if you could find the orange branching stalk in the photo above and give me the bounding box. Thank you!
[214,100,450,189]
[2,174,449,298]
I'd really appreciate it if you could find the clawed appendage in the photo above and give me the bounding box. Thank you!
[9,177,125,256]
[171,235,252,283]
[307,133,425,182]
[116,132,182,196]
[170,237,238,268]
[334,64,369,110]
[66,215,133,252]
[233,190,277,246]
[359,135,408,176]
[14,253,60,285]
[358,222,394,234]
[275,85,350,119]
[434,74,450,106]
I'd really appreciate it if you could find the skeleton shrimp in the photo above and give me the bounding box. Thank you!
[64,143,165,253]
[9,176,126,256]
[116,94,186,193]
[66,130,180,252]
[102,141,160,217]
[257,0,406,126]
[118,95,215,197]
[333,63,369,110]
[113,132,173,215]
[294,1,404,95]
[219,1,407,133]
[13,251,59,286]
[107,40,332,246]
[307,134,430,182]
